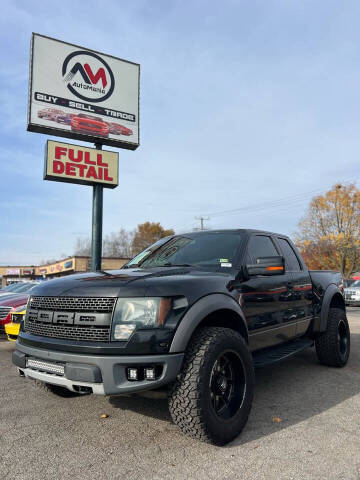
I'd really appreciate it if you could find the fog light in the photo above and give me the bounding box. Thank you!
[127,368,138,381]
[144,368,156,380]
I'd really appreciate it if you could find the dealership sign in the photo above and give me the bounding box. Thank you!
[44,140,119,188]
[28,33,140,149]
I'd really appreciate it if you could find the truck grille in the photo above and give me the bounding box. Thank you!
[29,296,115,312]
[0,306,12,320]
[24,319,110,342]
[24,296,115,342]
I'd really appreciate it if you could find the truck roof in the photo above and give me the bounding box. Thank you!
[179,228,290,239]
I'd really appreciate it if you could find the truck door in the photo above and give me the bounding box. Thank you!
[242,234,297,351]
[275,237,313,337]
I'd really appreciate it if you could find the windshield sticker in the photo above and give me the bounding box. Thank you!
[219,258,229,263]
[221,262,232,268]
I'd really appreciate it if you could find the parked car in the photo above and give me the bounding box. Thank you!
[71,114,109,138]
[107,122,133,136]
[0,283,38,298]
[14,283,39,294]
[0,283,26,296]
[0,295,28,334]
[5,305,26,341]
[13,229,349,445]
[344,279,360,305]
[37,108,63,121]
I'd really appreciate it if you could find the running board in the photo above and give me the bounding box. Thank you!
[253,338,314,368]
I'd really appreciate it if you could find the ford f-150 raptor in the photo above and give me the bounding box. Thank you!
[13,229,350,445]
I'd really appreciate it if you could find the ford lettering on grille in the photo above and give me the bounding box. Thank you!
[24,296,115,342]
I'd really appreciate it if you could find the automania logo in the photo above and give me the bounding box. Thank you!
[62,50,115,103]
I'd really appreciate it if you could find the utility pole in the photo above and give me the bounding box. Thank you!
[195,216,209,231]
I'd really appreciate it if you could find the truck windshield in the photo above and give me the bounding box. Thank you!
[133,232,244,270]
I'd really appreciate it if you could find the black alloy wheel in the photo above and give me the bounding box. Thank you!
[209,350,246,420]
[315,307,350,367]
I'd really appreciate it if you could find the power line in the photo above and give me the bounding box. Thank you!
[170,180,358,233]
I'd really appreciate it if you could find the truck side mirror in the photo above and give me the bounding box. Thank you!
[246,256,285,277]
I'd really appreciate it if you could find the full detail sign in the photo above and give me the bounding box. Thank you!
[28,33,140,150]
[44,140,119,188]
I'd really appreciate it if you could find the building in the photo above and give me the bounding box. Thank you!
[0,256,129,288]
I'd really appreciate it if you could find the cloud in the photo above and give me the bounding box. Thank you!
[1,0,360,263]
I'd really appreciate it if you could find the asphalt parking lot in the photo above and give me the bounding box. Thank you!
[1,309,360,480]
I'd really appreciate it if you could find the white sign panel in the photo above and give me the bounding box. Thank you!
[28,33,140,150]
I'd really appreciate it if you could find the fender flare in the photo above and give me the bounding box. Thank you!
[169,294,248,353]
[319,284,345,332]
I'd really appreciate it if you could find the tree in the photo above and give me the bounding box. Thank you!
[103,228,134,258]
[295,183,360,277]
[74,237,91,256]
[131,222,174,255]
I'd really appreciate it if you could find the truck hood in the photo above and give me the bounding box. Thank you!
[30,267,235,302]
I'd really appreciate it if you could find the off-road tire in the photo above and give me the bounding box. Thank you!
[32,379,82,397]
[168,327,254,445]
[315,307,350,367]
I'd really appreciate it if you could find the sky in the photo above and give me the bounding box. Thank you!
[1,0,360,265]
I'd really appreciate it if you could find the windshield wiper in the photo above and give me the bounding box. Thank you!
[162,263,192,267]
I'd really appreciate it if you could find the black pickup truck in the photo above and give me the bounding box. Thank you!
[13,229,350,445]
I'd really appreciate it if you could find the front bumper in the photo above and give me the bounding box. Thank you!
[13,343,183,395]
[345,299,360,306]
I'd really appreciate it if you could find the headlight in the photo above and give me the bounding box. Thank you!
[10,305,27,323]
[111,297,171,341]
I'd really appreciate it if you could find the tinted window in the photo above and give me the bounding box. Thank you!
[139,232,244,269]
[247,235,278,260]
[277,238,301,271]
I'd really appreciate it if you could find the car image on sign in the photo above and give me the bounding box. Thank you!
[107,122,133,136]
[38,108,63,121]
[55,113,73,125]
[71,114,109,138]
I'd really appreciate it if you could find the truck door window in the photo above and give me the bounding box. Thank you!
[277,238,301,271]
[247,235,278,262]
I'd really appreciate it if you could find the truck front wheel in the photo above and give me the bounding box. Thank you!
[168,327,254,445]
[315,307,350,367]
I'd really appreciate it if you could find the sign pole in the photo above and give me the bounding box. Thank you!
[90,143,103,271]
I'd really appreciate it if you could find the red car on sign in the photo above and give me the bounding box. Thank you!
[107,122,133,136]
[71,114,109,138]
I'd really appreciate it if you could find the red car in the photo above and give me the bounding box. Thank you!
[37,108,63,121]
[107,122,133,136]
[71,114,109,138]
[0,295,28,333]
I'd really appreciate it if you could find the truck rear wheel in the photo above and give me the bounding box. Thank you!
[315,307,350,367]
[168,327,254,445]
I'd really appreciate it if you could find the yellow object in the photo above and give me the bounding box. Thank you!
[5,309,25,342]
